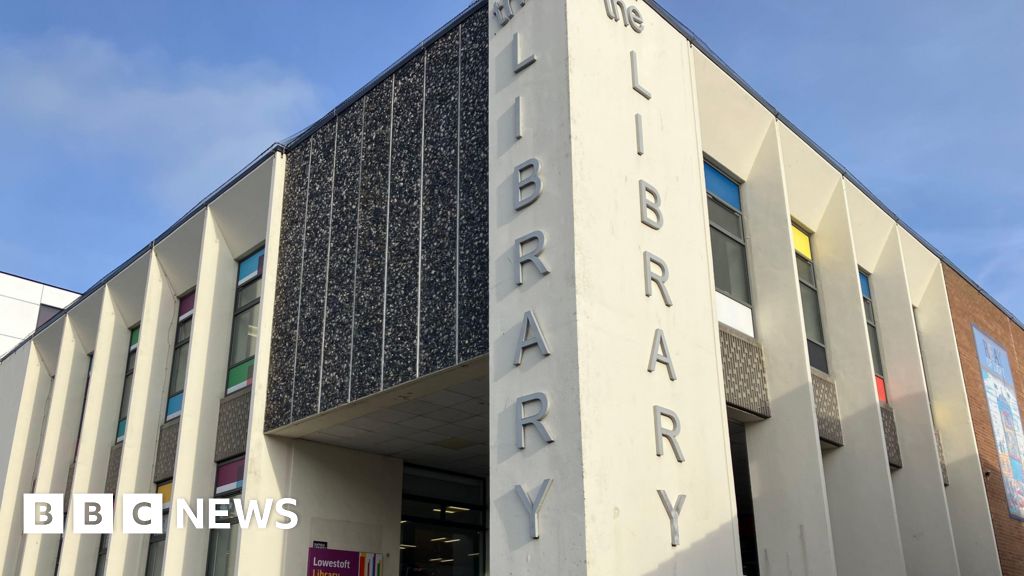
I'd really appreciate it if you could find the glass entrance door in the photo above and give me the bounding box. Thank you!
[399,467,485,576]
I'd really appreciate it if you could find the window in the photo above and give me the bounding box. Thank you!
[793,225,828,373]
[207,458,243,576]
[226,248,264,394]
[205,502,240,576]
[166,292,195,420]
[117,326,141,442]
[861,271,887,402]
[705,162,751,306]
[143,481,173,576]
[214,457,245,496]
[96,534,109,576]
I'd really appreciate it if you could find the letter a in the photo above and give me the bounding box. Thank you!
[648,329,677,381]
[515,310,551,366]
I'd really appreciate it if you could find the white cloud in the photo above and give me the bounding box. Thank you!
[0,32,319,212]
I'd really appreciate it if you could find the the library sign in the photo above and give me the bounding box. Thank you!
[307,547,383,576]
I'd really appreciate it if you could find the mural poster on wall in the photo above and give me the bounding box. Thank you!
[973,326,1024,520]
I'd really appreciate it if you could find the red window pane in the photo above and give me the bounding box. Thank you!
[875,375,888,404]
[215,457,245,495]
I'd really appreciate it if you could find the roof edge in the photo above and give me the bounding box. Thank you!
[641,0,1024,332]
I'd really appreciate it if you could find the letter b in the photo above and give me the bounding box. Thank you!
[23,494,63,534]
[73,494,113,534]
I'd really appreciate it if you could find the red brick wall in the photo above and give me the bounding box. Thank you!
[944,264,1024,575]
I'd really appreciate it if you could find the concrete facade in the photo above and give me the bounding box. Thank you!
[0,1,1017,575]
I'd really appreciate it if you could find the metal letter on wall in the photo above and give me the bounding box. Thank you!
[515,231,550,285]
[631,51,652,99]
[657,490,686,546]
[639,180,663,230]
[516,392,555,449]
[514,158,542,210]
[643,252,673,307]
[513,32,537,73]
[648,329,678,381]
[653,406,685,462]
[634,114,645,156]
[514,310,552,366]
[515,479,553,539]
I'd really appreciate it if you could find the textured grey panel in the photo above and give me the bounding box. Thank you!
[881,404,902,469]
[266,140,310,431]
[215,387,252,463]
[266,7,488,430]
[457,11,489,362]
[811,371,843,447]
[153,419,179,483]
[293,121,338,420]
[105,442,122,494]
[719,326,771,419]
[383,57,425,389]
[349,79,394,401]
[418,28,460,376]
[321,105,364,411]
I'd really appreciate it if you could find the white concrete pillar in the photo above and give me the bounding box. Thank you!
[162,208,238,575]
[911,263,1001,575]
[873,230,959,575]
[489,1,741,573]
[742,121,837,576]
[57,286,130,576]
[814,181,907,576]
[18,316,91,576]
[0,339,56,575]
[105,255,179,575]
[235,152,294,575]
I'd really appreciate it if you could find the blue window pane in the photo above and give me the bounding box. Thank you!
[116,418,127,442]
[165,392,184,420]
[704,162,741,211]
[237,248,265,285]
[859,271,872,298]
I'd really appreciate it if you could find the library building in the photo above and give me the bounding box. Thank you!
[1,1,1021,574]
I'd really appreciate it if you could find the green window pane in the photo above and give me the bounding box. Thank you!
[226,358,255,392]
[129,326,140,348]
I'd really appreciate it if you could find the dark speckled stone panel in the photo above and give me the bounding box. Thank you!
[349,80,393,401]
[320,105,364,410]
[418,29,460,376]
[457,12,489,362]
[266,7,489,429]
[292,121,337,420]
[383,57,425,389]
[266,139,309,430]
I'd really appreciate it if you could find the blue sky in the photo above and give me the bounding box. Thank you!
[1,0,1021,317]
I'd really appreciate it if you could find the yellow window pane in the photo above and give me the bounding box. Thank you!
[157,482,173,506]
[792,225,812,260]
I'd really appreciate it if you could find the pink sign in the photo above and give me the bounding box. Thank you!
[307,547,382,576]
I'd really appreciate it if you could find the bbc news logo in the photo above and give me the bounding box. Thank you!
[24,494,299,534]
